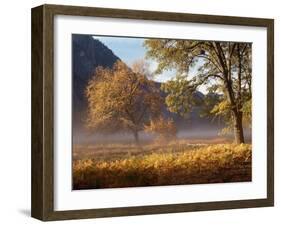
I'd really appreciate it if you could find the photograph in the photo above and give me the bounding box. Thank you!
[72,34,252,190]
[30,4,274,220]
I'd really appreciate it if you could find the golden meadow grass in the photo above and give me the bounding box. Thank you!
[73,143,251,189]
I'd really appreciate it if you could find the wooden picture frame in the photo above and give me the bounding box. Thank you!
[31,4,274,221]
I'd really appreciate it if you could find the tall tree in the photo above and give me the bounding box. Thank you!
[85,60,162,143]
[144,40,252,143]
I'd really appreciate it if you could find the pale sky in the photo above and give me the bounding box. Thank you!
[93,35,207,93]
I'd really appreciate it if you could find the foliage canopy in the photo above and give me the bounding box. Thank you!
[85,60,163,142]
[144,39,252,143]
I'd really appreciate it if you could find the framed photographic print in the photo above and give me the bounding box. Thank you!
[31,4,274,221]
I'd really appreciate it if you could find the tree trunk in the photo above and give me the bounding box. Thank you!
[224,73,245,144]
[232,110,245,144]
[133,130,139,143]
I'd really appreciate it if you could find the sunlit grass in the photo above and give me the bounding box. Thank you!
[73,143,251,189]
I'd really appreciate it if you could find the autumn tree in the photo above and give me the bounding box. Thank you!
[145,116,177,141]
[85,60,163,143]
[161,74,201,117]
[144,40,252,143]
[131,59,153,79]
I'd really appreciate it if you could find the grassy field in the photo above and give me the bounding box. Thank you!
[73,140,252,189]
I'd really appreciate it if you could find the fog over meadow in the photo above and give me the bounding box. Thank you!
[72,34,252,146]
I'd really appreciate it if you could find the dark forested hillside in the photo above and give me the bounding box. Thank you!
[72,35,120,128]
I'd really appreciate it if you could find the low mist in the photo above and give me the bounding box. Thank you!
[73,126,252,146]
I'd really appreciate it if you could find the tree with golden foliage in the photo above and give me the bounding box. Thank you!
[145,116,177,141]
[85,60,163,143]
[145,40,252,144]
[130,59,153,79]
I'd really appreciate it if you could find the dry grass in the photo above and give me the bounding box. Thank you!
[73,140,207,161]
[73,142,252,189]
